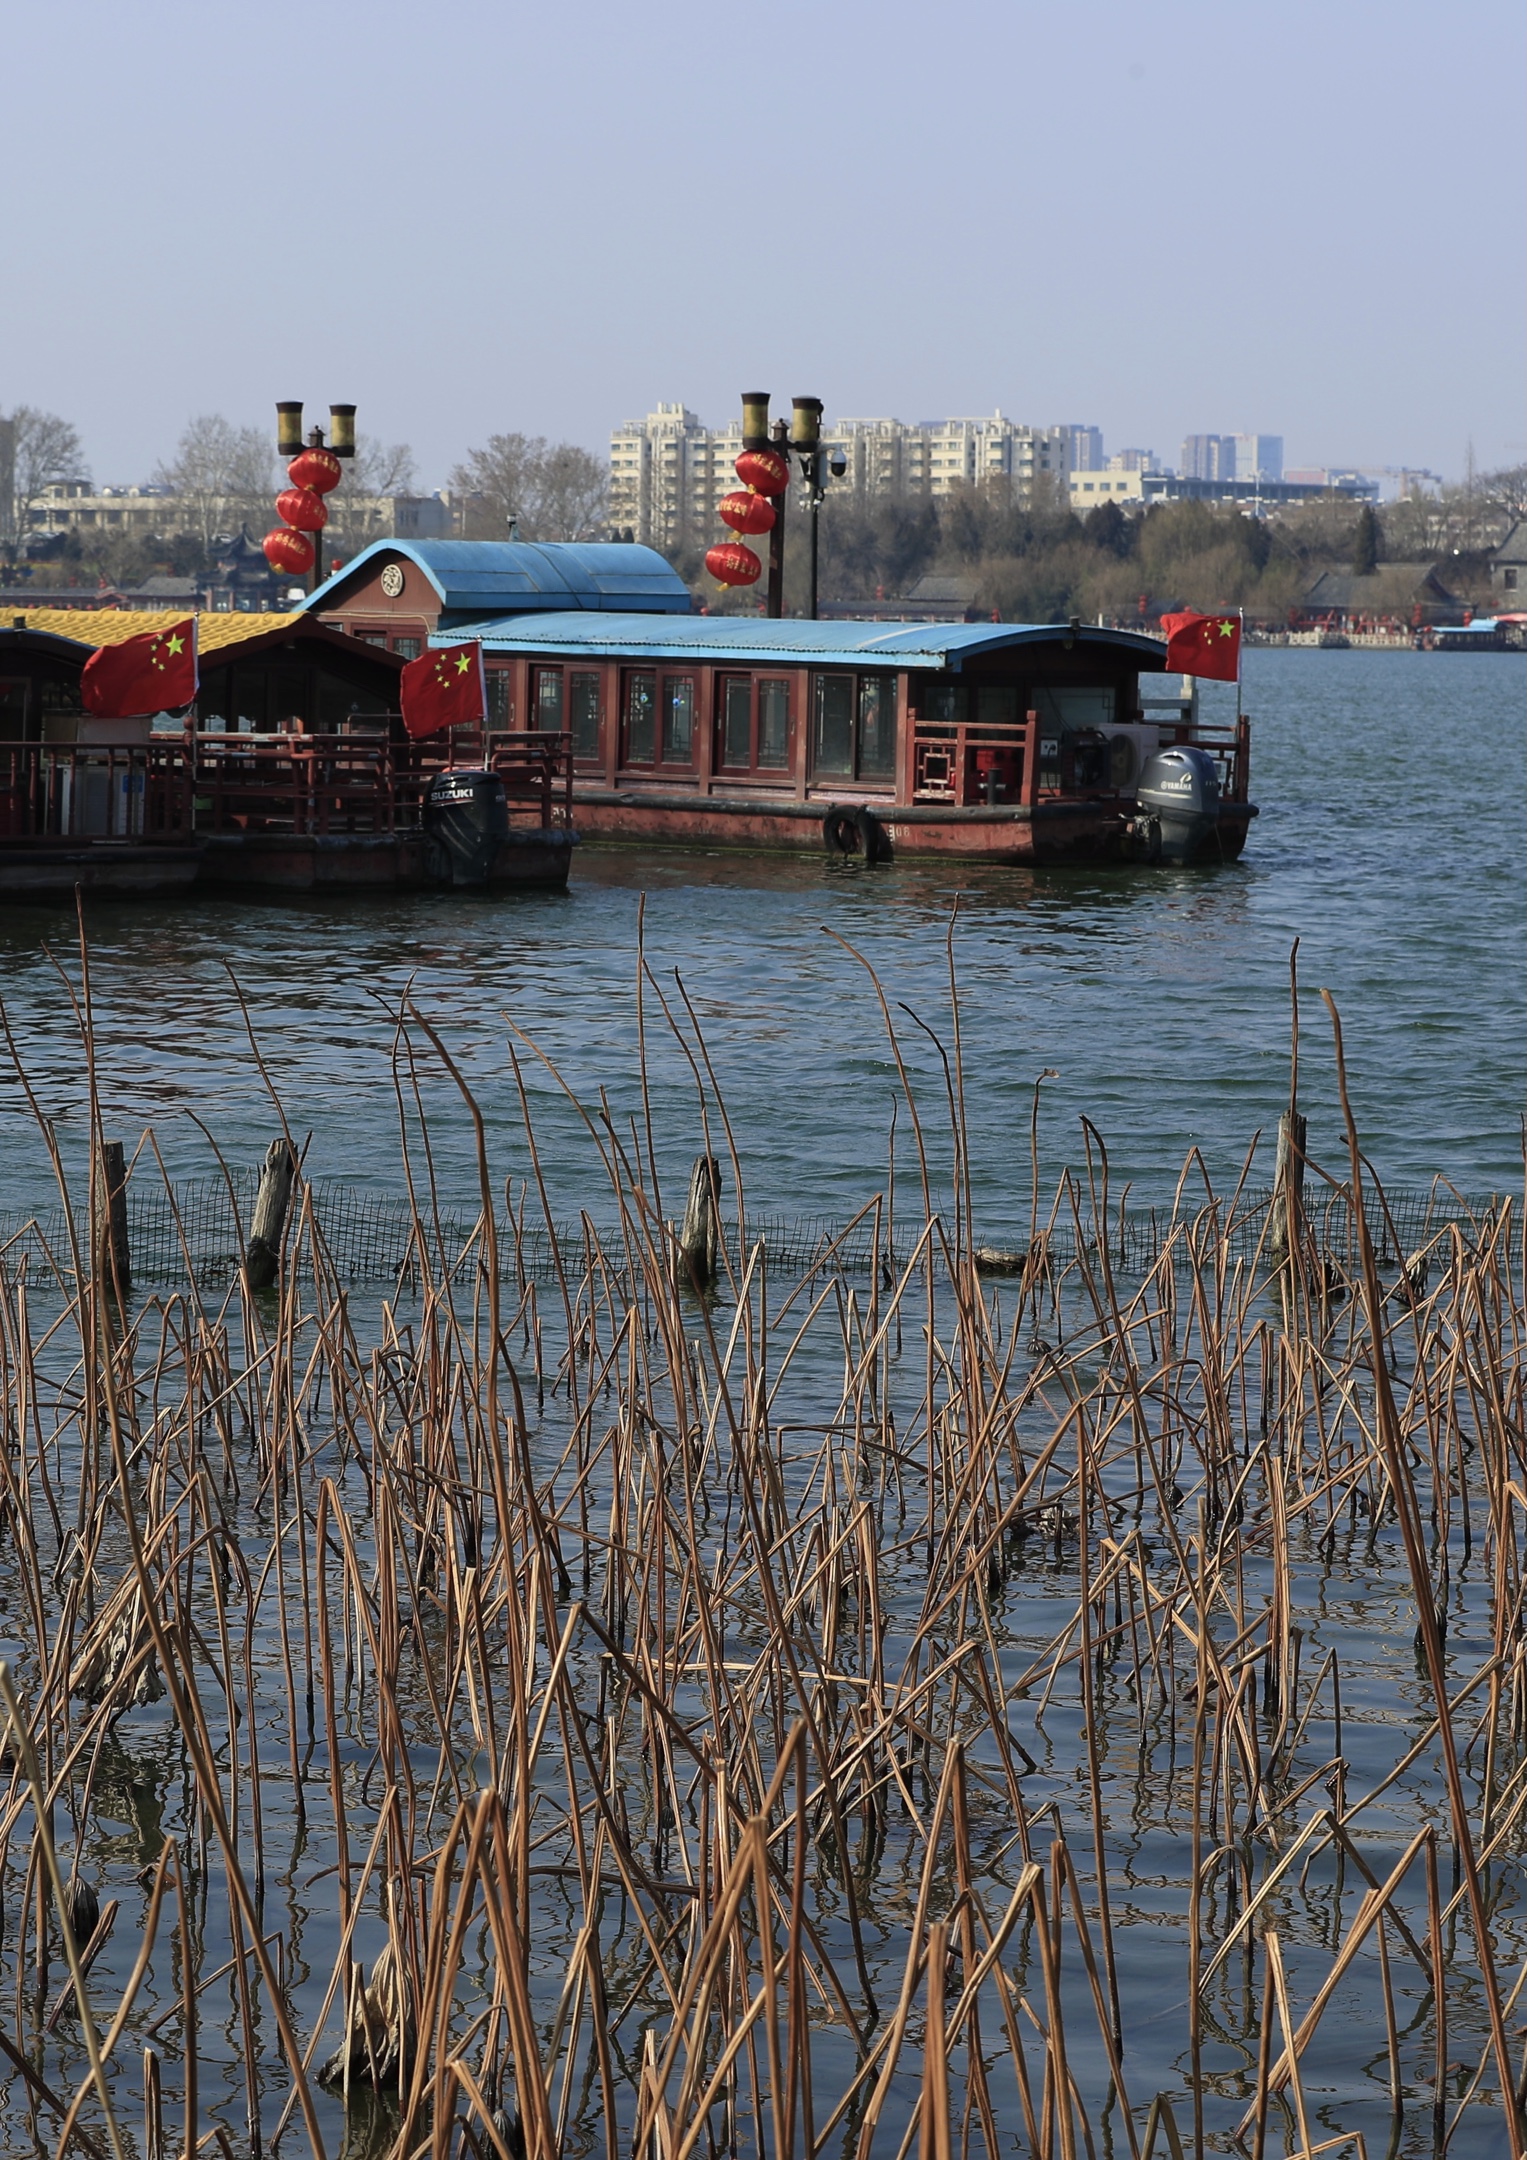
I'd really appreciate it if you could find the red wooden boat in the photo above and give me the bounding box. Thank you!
[303,541,1255,867]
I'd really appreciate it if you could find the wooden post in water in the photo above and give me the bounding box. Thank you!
[676,1153,720,1292]
[1269,1111,1306,1269]
[244,1139,297,1291]
[93,1140,131,1294]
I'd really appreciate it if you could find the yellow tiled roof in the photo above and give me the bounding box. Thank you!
[6,609,304,654]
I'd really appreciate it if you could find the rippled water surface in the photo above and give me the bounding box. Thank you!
[1,650,1521,1220]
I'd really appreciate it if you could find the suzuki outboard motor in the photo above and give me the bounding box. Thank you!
[1134,745,1221,863]
[423,769,509,886]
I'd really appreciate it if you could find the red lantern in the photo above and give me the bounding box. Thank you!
[263,527,316,575]
[735,448,790,496]
[718,489,776,536]
[705,541,762,587]
[287,446,343,494]
[275,485,327,532]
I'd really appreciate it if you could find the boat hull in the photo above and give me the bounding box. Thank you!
[196,827,575,893]
[569,790,1255,866]
[0,840,203,901]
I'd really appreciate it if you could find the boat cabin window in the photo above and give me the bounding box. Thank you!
[663,677,695,764]
[533,667,563,731]
[812,671,897,782]
[717,674,793,773]
[392,637,422,661]
[569,671,601,759]
[529,667,600,755]
[622,672,659,765]
[1031,687,1115,730]
[759,678,789,766]
[0,679,30,738]
[486,670,513,727]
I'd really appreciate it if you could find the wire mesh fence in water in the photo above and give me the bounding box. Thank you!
[0,1167,1516,1286]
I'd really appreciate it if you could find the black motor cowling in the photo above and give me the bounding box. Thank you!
[423,768,509,886]
[1134,745,1221,863]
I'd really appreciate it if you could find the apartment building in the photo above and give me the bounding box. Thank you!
[25,482,451,543]
[608,404,1086,548]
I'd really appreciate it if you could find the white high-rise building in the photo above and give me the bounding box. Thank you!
[608,405,1077,547]
[1231,433,1283,482]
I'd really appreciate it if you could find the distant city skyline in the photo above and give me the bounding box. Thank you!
[43,396,1470,503]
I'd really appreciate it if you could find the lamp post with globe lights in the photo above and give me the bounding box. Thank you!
[263,402,356,595]
[704,393,846,618]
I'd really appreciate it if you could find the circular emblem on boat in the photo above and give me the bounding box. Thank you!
[379,563,405,598]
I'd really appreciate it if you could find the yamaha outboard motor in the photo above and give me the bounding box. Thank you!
[1134,745,1221,863]
[423,769,509,886]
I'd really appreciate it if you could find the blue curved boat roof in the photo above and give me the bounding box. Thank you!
[299,539,693,622]
[430,613,1168,672]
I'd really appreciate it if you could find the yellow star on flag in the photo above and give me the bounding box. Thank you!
[166,632,185,655]
[454,652,471,674]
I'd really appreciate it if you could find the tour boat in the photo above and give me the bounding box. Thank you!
[301,541,1256,867]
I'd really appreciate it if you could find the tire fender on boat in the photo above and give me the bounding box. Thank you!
[822,808,858,855]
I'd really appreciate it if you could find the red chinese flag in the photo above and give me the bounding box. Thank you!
[400,641,486,739]
[1160,610,1242,681]
[81,618,198,718]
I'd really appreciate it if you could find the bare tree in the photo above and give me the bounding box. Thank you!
[3,406,89,552]
[155,414,274,556]
[450,433,608,541]
[531,442,608,540]
[326,432,419,555]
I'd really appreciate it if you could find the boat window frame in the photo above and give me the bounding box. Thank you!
[714,672,795,776]
[809,669,898,786]
[567,669,602,762]
[621,669,658,767]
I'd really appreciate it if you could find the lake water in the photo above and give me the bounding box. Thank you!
[1,645,1524,2160]
[2,649,1520,1232]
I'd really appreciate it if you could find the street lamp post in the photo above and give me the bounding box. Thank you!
[273,401,356,595]
[787,398,847,621]
[739,392,846,620]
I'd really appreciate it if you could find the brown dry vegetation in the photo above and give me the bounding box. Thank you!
[1,928,1525,2160]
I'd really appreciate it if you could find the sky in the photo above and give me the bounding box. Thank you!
[5,0,1523,490]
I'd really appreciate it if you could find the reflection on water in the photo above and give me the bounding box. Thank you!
[0,652,1522,1225]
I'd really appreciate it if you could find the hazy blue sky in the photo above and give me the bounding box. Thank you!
[6,0,1522,487]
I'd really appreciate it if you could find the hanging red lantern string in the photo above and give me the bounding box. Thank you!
[718,489,775,536]
[262,527,316,575]
[734,447,790,496]
[275,486,327,532]
[287,446,343,494]
[705,541,762,587]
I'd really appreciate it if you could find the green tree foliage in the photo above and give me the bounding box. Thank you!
[1351,504,1380,575]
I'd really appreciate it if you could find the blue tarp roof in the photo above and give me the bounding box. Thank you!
[298,540,693,621]
[430,614,1168,671]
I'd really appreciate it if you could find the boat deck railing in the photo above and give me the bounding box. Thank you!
[0,724,577,844]
[911,708,1251,809]
[0,738,194,844]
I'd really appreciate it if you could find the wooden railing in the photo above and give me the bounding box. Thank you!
[913,714,1033,807]
[0,740,194,842]
[1155,714,1251,803]
[194,731,401,835]
[0,724,579,845]
[911,709,1251,808]
[398,730,574,830]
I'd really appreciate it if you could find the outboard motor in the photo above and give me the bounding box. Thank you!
[422,768,509,887]
[1133,745,1221,863]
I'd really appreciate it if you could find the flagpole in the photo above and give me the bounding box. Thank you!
[1237,607,1244,722]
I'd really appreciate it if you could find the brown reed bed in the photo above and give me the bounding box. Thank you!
[0,917,1524,2160]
